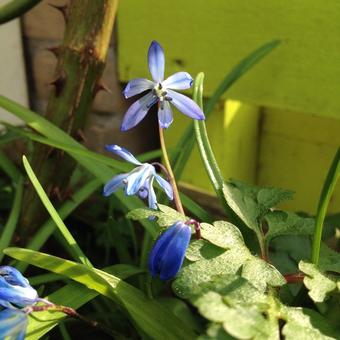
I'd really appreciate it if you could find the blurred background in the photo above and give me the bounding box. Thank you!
[1,0,340,215]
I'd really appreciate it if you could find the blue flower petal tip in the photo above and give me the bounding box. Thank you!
[120,41,205,131]
[0,266,38,308]
[103,146,172,209]
[148,221,191,281]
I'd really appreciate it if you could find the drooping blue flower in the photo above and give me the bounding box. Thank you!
[0,309,28,340]
[148,221,191,280]
[0,266,38,308]
[121,41,205,131]
[103,145,173,209]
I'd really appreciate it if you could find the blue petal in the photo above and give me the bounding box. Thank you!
[103,173,128,197]
[148,41,165,83]
[123,78,154,98]
[147,178,158,210]
[158,101,173,128]
[0,309,27,340]
[121,92,157,131]
[105,145,142,165]
[167,90,205,120]
[154,174,173,200]
[162,72,193,90]
[159,223,191,280]
[0,267,30,288]
[0,280,38,307]
[148,223,180,277]
[125,164,153,195]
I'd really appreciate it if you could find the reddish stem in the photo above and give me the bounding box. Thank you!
[284,272,305,284]
[186,219,201,239]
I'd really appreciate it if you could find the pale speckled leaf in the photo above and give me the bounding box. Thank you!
[264,211,314,244]
[186,239,225,262]
[281,307,337,340]
[127,204,186,227]
[299,261,338,303]
[242,257,286,292]
[200,221,244,249]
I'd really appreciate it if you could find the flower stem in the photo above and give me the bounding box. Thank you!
[159,126,185,215]
[30,303,118,338]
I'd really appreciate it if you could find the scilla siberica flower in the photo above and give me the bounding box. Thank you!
[103,145,173,209]
[0,266,38,309]
[121,41,205,131]
[149,221,191,280]
[0,309,28,340]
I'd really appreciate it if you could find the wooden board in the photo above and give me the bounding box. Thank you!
[118,0,340,119]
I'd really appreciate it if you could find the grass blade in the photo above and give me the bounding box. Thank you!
[22,155,92,267]
[5,247,196,340]
[312,148,340,265]
[0,177,23,261]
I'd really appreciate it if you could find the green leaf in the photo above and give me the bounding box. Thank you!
[0,0,41,24]
[299,261,338,303]
[22,155,91,267]
[222,182,261,233]
[173,221,284,298]
[0,177,23,262]
[25,264,143,339]
[241,257,286,292]
[127,204,186,227]
[186,239,225,262]
[5,247,196,340]
[312,148,340,265]
[281,307,337,340]
[264,211,315,245]
[319,244,340,273]
[200,221,244,249]
[223,181,294,234]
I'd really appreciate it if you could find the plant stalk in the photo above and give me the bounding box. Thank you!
[159,126,184,215]
[19,0,118,241]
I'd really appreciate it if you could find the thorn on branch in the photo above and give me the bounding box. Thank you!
[49,3,69,22]
[50,71,67,97]
[46,46,62,58]
[94,80,112,96]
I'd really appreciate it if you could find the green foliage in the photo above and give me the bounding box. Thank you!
[127,204,187,227]
[299,261,339,303]
[173,220,285,298]
[4,247,196,340]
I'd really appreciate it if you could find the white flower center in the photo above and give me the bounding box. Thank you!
[153,83,167,99]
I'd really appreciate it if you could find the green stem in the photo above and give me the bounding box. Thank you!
[192,73,239,226]
[311,148,340,265]
[159,125,184,215]
[0,0,41,24]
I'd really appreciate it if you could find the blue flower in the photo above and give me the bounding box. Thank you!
[121,41,205,131]
[148,221,191,280]
[0,309,28,340]
[0,266,38,308]
[103,145,173,209]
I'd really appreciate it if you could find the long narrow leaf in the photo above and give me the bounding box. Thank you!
[22,156,92,267]
[0,177,23,261]
[312,148,340,264]
[5,248,196,340]
[16,179,101,272]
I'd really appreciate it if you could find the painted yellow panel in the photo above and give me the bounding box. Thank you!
[118,0,340,119]
[165,100,260,192]
[257,109,340,213]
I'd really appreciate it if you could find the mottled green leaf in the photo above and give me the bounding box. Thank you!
[200,221,244,249]
[186,239,225,262]
[281,307,337,340]
[299,261,338,303]
[264,211,314,244]
[127,204,186,227]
